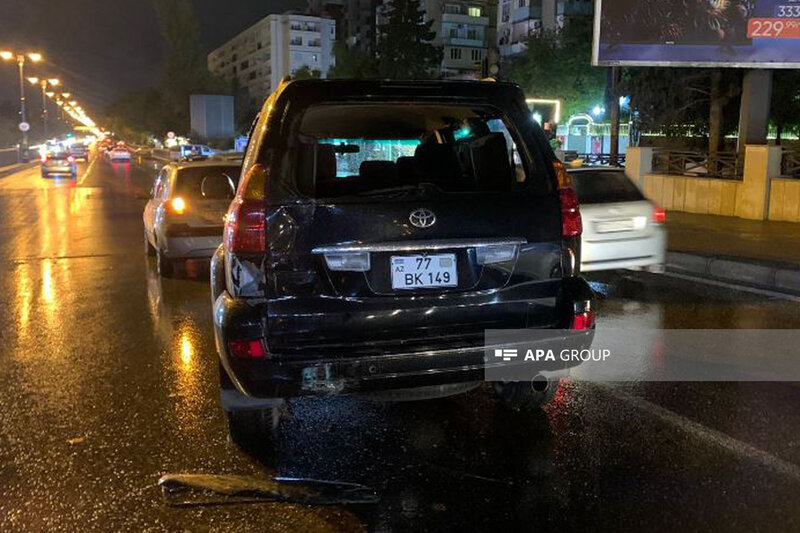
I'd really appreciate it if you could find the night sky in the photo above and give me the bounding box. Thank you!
[0,0,304,119]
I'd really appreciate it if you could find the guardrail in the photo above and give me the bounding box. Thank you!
[574,153,626,167]
[652,150,743,180]
[782,150,800,178]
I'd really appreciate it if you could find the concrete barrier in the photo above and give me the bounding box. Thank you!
[0,148,19,167]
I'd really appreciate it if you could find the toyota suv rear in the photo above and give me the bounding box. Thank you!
[210,79,594,447]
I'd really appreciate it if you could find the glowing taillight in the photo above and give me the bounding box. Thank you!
[228,339,266,359]
[554,160,582,238]
[571,300,595,330]
[652,206,666,224]
[169,197,186,215]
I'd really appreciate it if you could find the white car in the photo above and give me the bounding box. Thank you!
[107,145,132,162]
[143,160,241,276]
[570,167,666,273]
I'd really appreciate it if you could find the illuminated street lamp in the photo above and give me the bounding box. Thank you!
[28,76,60,137]
[0,50,44,158]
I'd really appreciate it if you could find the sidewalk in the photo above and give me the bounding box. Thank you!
[0,161,36,179]
[665,212,800,294]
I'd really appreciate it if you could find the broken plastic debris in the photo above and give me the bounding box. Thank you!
[67,437,85,446]
[158,473,380,507]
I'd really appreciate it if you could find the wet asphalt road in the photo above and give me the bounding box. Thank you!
[0,157,799,532]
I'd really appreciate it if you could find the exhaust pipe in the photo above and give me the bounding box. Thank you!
[531,374,549,392]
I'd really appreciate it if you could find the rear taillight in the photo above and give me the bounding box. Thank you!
[168,197,186,215]
[554,160,582,238]
[228,339,266,359]
[652,206,666,224]
[571,300,595,330]
[225,198,266,253]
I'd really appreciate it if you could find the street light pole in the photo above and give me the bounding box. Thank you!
[40,81,48,138]
[1,51,42,161]
[17,55,28,151]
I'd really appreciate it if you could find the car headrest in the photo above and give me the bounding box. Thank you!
[316,144,337,182]
[468,133,512,191]
[414,143,460,184]
[359,160,398,188]
[395,156,416,184]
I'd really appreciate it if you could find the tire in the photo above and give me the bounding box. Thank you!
[493,378,559,412]
[157,250,175,277]
[226,408,281,450]
[144,231,156,256]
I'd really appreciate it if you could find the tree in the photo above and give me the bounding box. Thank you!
[623,68,741,151]
[375,0,442,79]
[154,0,230,133]
[771,70,800,145]
[328,42,379,79]
[106,0,232,139]
[506,18,607,119]
[293,65,322,80]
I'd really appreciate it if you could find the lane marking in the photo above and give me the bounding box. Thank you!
[660,271,800,302]
[78,156,99,185]
[595,383,800,482]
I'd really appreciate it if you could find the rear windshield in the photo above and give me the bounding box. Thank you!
[572,171,645,204]
[174,166,241,199]
[288,103,535,199]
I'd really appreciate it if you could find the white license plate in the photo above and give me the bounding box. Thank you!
[596,219,635,233]
[391,254,458,290]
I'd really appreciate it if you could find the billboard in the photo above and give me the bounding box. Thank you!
[593,0,800,68]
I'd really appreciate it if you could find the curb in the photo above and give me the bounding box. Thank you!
[667,251,800,294]
[0,162,37,179]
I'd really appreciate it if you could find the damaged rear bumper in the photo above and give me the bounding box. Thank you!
[212,277,594,400]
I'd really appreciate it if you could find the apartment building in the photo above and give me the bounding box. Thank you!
[208,13,336,103]
[377,0,495,79]
[308,0,381,51]
[497,0,593,57]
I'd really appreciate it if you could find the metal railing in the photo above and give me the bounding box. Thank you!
[782,150,800,178]
[574,153,626,167]
[652,150,743,179]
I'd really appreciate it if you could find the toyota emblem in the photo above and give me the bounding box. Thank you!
[409,208,436,229]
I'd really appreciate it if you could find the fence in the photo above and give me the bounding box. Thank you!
[575,153,626,167]
[652,150,743,180]
[782,150,800,178]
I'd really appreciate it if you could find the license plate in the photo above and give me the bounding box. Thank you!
[391,254,458,290]
[596,219,635,233]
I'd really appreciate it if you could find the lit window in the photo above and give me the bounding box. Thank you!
[468,6,482,17]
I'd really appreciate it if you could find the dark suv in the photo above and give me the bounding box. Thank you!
[211,79,593,446]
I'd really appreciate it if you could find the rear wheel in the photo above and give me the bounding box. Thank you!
[226,408,281,450]
[493,378,559,412]
[219,363,281,450]
[157,250,175,277]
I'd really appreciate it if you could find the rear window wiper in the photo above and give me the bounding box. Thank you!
[355,183,437,197]
[158,473,380,507]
